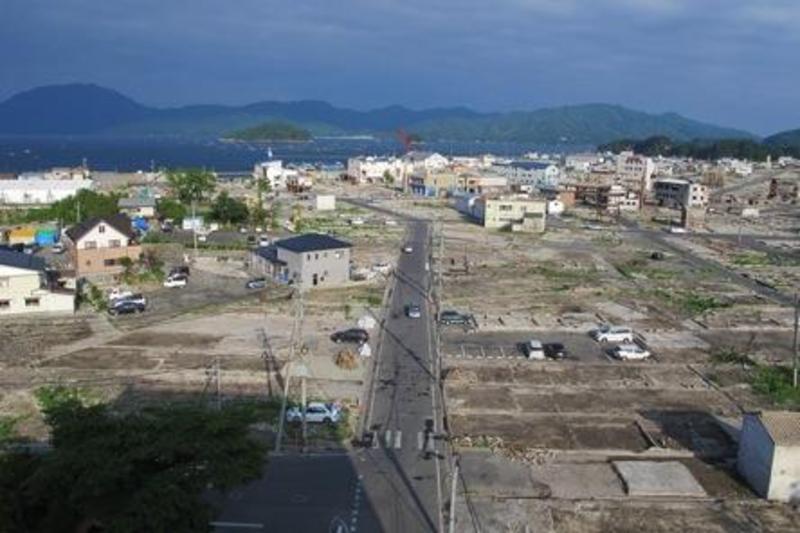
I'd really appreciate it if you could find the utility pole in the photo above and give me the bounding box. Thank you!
[215,358,221,410]
[275,281,304,453]
[448,461,459,533]
[793,293,799,388]
[192,199,198,259]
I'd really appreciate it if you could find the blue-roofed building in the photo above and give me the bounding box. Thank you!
[250,233,352,288]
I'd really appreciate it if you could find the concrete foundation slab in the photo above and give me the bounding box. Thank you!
[613,460,707,497]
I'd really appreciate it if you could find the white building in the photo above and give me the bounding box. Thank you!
[616,151,656,191]
[565,153,603,173]
[0,250,74,315]
[718,158,754,176]
[403,151,449,172]
[0,178,94,205]
[346,157,408,184]
[252,160,298,191]
[492,161,561,189]
[653,178,709,209]
[737,411,800,503]
[314,194,336,211]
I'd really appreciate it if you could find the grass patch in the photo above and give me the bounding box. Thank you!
[0,416,19,443]
[752,366,800,408]
[710,346,754,366]
[529,262,597,284]
[650,289,729,316]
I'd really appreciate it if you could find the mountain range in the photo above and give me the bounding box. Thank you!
[0,83,792,146]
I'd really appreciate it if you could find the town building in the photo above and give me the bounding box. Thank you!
[737,411,800,503]
[718,158,754,176]
[409,172,463,197]
[118,196,157,218]
[64,214,141,277]
[492,161,561,188]
[0,178,93,205]
[403,151,449,173]
[250,233,352,288]
[460,175,508,195]
[616,151,655,192]
[565,153,603,173]
[470,196,547,233]
[314,194,336,211]
[653,178,709,209]
[252,160,298,191]
[579,184,640,212]
[0,250,74,315]
[346,157,408,184]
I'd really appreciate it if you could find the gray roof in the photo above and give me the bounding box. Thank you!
[0,250,46,272]
[275,233,352,254]
[118,197,156,208]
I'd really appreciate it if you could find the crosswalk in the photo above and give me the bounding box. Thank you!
[369,430,437,452]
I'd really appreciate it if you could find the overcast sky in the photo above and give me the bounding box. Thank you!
[1,0,798,135]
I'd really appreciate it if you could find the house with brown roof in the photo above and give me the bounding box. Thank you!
[738,411,800,503]
[64,214,142,277]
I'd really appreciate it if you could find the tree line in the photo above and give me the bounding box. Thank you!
[598,135,800,161]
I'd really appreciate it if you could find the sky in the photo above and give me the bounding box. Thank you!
[1,0,798,135]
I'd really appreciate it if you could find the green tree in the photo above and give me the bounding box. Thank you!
[156,197,187,221]
[0,391,266,533]
[209,192,249,225]
[166,169,216,205]
[270,201,283,231]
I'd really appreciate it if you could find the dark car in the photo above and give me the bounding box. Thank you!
[406,304,422,319]
[246,277,267,289]
[330,328,370,344]
[543,342,567,359]
[108,300,145,316]
[169,265,190,277]
[438,310,468,325]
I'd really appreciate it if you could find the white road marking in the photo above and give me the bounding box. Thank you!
[394,430,402,449]
[371,431,379,448]
[417,431,424,450]
[210,522,264,529]
[385,430,392,447]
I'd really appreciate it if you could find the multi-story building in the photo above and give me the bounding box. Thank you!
[346,157,408,184]
[616,151,655,192]
[653,178,709,209]
[118,196,157,218]
[252,160,298,191]
[403,151,449,173]
[251,233,352,288]
[64,214,142,277]
[408,172,463,197]
[0,250,74,315]
[579,184,639,212]
[492,161,561,188]
[470,196,547,233]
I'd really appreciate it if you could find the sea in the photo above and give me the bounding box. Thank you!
[0,136,588,174]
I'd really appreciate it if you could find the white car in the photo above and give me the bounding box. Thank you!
[285,402,341,424]
[591,325,634,343]
[522,339,546,360]
[163,274,188,288]
[350,217,365,226]
[108,287,134,302]
[613,344,651,360]
[402,245,413,254]
[384,219,398,226]
[667,226,688,234]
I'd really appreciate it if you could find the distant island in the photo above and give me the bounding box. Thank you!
[224,121,312,142]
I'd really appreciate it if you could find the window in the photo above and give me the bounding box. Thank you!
[334,251,343,259]
[98,224,106,233]
[315,253,319,260]
[306,254,311,260]
[0,277,8,288]
[0,300,9,309]
[25,297,40,307]
[499,205,512,212]
[84,240,97,249]
[104,259,117,267]
[109,239,121,248]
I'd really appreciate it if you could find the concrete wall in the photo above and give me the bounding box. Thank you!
[278,246,350,288]
[737,414,775,499]
[769,445,800,502]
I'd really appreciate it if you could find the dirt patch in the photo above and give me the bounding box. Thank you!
[0,317,93,362]
[111,332,223,348]
[40,347,157,370]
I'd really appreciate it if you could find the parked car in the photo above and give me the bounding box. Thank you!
[113,293,147,308]
[246,277,267,289]
[51,242,65,254]
[169,266,190,277]
[667,226,688,234]
[612,343,651,361]
[163,274,188,288]
[522,339,546,360]
[439,310,468,325]
[108,300,145,316]
[543,342,567,359]
[402,245,413,253]
[330,328,369,344]
[591,325,634,343]
[258,236,270,247]
[108,287,134,302]
[286,402,341,424]
[406,304,422,319]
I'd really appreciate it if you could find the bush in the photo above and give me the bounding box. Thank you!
[752,366,800,408]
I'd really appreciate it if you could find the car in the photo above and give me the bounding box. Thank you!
[667,226,688,234]
[286,402,341,424]
[108,287,134,302]
[439,310,468,325]
[160,221,174,233]
[384,219,398,226]
[51,243,65,254]
[543,342,567,359]
[113,293,147,308]
[612,343,651,360]
[406,304,422,319]
[22,244,39,255]
[163,274,188,288]
[108,300,145,316]
[246,277,267,289]
[258,236,271,247]
[522,339,546,360]
[198,234,208,242]
[330,328,369,344]
[402,245,413,253]
[169,266,190,277]
[591,325,634,343]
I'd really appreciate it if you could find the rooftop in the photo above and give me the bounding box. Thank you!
[758,411,800,446]
[65,214,135,242]
[275,233,352,254]
[118,196,156,208]
[0,250,46,272]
